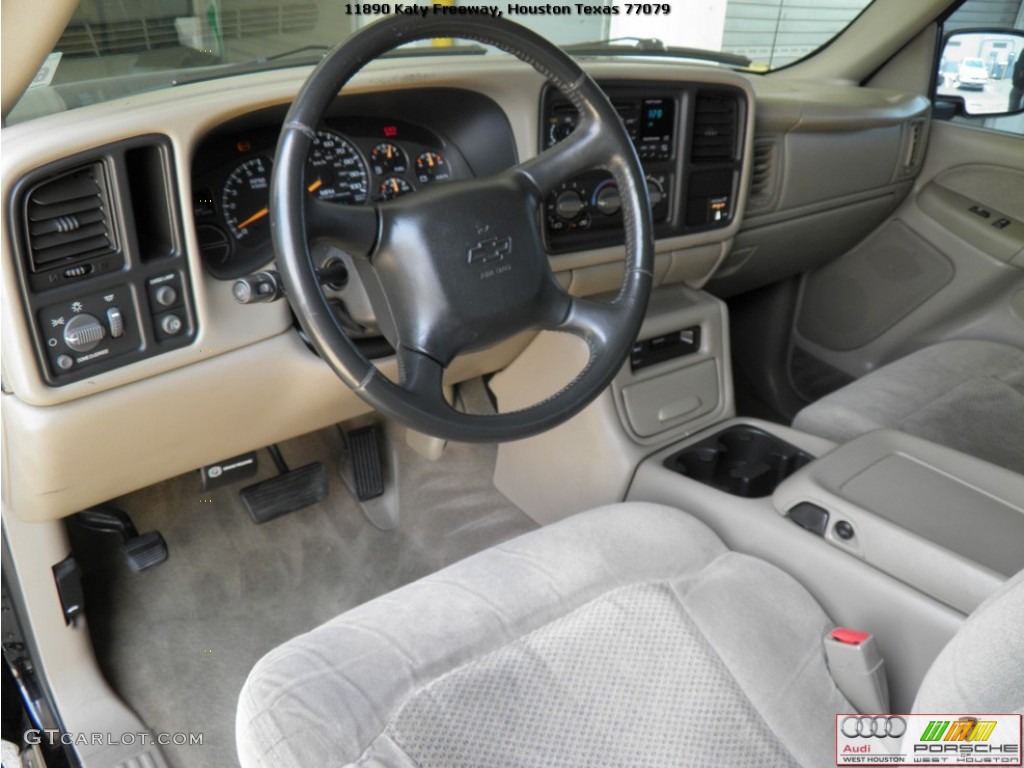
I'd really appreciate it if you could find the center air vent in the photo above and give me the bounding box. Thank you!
[691,92,738,162]
[24,163,117,274]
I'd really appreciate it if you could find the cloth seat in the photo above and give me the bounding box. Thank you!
[236,503,1024,768]
[236,504,852,767]
[793,340,1024,474]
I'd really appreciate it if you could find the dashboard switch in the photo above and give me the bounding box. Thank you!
[154,285,178,307]
[63,313,106,353]
[233,271,284,304]
[107,307,124,338]
[160,314,183,336]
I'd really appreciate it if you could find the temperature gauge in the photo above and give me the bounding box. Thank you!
[415,152,450,184]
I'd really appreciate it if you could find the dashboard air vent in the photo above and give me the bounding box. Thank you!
[691,92,738,162]
[748,138,779,210]
[24,163,117,273]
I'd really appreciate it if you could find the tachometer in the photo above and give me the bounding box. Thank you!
[221,156,273,244]
[306,130,369,205]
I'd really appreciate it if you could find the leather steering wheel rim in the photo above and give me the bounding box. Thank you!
[272,15,654,442]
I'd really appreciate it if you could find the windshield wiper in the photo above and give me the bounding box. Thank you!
[564,37,751,68]
[172,43,487,87]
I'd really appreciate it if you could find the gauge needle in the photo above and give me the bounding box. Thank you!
[427,154,434,167]
[235,181,322,230]
[236,207,268,230]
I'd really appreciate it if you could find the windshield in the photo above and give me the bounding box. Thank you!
[9,0,876,124]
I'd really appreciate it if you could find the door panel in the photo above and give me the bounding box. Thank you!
[791,120,1024,392]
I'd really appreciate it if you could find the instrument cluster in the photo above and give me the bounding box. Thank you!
[192,117,464,279]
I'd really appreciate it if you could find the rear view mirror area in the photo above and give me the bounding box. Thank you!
[937,29,1024,117]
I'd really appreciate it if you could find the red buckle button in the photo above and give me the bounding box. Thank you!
[831,627,871,645]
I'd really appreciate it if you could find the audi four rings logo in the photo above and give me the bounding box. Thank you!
[841,716,908,738]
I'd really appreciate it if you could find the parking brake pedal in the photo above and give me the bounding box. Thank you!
[75,507,169,573]
[240,445,328,524]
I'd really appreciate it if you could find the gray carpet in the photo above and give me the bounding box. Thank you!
[69,418,537,768]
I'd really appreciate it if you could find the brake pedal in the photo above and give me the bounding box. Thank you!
[75,506,169,573]
[240,446,328,524]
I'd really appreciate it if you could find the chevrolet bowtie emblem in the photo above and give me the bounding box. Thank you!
[467,235,512,265]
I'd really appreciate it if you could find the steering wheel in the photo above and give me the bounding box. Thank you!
[272,15,654,442]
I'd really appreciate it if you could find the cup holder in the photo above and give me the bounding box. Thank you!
[663,425,814,498]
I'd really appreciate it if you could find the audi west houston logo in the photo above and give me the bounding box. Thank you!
[835,713,1022,765]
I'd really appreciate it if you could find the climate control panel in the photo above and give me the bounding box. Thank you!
[544,171,671,243]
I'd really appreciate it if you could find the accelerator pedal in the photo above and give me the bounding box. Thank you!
[240,445,328,524]
[75,506,169,573]
[338,422,400,531]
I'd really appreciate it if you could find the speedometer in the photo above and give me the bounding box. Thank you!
[306,130,369,205]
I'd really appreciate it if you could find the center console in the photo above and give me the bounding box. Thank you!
[772,430,1024,614]
[627,417,1024,712]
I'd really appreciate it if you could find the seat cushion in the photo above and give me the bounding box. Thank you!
[793,340,1024,473]
[237,503,850,768]
[914,568,1024,715]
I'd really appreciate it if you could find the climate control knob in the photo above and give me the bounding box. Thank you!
[554,190,586,220]
[595,185,622,216]
[63,313,106,353]
[646,178,665,208]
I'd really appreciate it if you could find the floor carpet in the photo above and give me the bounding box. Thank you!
[69,419,537,767]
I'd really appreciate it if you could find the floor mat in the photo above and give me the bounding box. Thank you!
[69,421,537,768]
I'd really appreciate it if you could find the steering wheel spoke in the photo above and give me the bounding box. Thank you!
[396,346,448,407]
[547,293,618,361]
[306,197,379,259]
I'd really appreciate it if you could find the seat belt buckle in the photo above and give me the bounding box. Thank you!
[824,627,890,714]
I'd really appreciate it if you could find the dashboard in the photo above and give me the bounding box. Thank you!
[0,55,930,521]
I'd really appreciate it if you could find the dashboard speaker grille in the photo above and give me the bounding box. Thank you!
[691,92,738,162]
[24,163,117,272]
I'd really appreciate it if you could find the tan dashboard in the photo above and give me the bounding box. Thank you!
[0,54,927,521]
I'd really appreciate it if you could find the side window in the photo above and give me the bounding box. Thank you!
[937,0,1024,134]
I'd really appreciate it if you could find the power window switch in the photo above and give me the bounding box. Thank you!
[993,218,1011,230]
[107,307,124,339]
